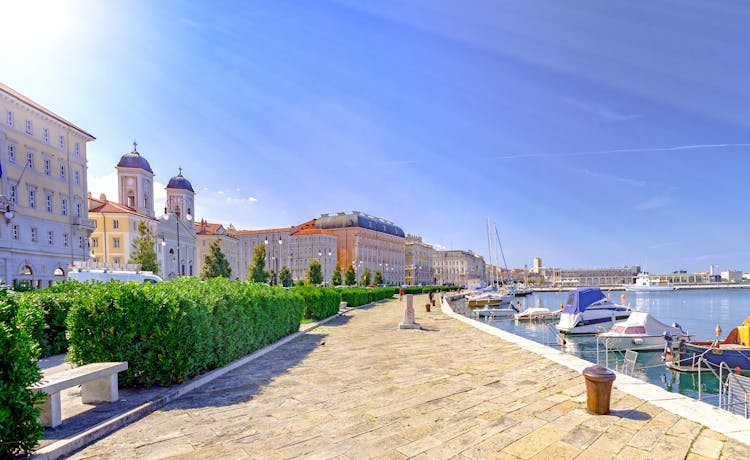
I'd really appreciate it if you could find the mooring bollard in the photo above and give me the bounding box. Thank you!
[582,365,616,415]
[399,294,421,329]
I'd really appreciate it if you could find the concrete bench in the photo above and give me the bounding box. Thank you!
[30,361,128,427]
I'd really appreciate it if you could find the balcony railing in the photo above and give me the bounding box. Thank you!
[72,217,97,231]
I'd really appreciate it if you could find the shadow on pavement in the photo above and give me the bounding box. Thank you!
[609,409,652,421]
[163,331,328,411]
[37,314,349,448]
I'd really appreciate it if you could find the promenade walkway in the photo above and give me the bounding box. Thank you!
[68,295,748,459]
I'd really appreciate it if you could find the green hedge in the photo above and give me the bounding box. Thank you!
[292,286,341,320]
[66,278,304,387]
[13,282,84,358]
[0,297,45,457]
[398,285,460,294]
[339,287,394,307]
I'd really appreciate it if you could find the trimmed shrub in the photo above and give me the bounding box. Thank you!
[13,282,84,358]
[66,278,304,388]
[339,287,394,307]
[293,286,341,320]
[0,298,45,457]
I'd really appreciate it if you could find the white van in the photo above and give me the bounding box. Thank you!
[67,269,163,284]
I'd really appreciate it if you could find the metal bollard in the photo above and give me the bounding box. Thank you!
[582,365,616,415]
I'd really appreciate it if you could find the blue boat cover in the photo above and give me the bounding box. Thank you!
[562,287,606,314]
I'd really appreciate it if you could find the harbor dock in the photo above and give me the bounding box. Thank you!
[42,295,749,459]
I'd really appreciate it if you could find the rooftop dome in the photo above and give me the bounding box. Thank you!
[166,168,194,192]
[116,142,153,173]
[315,211,405,237]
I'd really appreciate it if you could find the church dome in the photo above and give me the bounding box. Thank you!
[167,169,194,192]
[117,143,153,173]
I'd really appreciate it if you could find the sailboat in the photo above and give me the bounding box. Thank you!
[466,220,517,308]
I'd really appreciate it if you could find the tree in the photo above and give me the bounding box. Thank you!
[201,240,232,279]
[307,258,323,285]
[279,266,293,287]
[331,262,342,286]
[344,264,356,286]
[248,244,268,283]
[360,267,371,286]
[129,220,158,274]
[374,270,384,285]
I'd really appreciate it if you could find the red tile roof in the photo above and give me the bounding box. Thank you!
[88,197,157,221]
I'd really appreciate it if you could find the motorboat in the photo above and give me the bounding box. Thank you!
[667,317,750,371]
[556,287,632,335]
[473,304,517,319]
[624,273,674,292]
[466,288,514,307]
[515,307,561,322]
[597,312,689,351]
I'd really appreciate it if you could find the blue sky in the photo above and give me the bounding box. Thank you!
[3,0,750,273]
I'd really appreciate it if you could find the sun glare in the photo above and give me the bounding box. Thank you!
[5,0,75,48]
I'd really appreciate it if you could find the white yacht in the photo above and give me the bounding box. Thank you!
[556,287,632,334]
[597,312,689,351]
[625,273,675,292]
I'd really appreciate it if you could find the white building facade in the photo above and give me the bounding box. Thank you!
[0,83,96,288]
[432,250,486,287]
[405,234,434,286]
[158,170,197,279]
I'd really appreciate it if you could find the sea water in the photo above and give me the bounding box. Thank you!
[470,289,750,407]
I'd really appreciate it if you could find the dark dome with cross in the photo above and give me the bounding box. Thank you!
[117,141,153,173]
[167,168,194,192]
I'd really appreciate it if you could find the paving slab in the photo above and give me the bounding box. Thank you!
[33,294,750,459]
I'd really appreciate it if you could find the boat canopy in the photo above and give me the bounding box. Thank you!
[562,287,606,315]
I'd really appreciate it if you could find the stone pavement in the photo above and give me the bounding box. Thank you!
[67,295,749,459]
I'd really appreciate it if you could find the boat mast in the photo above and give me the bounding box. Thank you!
[494,223,511,285]
[486,218,493,288]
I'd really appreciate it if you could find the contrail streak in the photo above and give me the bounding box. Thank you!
[498,143,750,160]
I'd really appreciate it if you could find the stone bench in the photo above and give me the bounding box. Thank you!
[29,361,128,427]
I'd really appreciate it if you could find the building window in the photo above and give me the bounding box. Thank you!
[10,184,17,204]
[7,144,16,163]
[112,219,119,229]
[78,236,84,249]
[28,188,36,209]
[92,237,98,248]
[74,142,80,157]
[31,227,38,243]
[11,225,18,240]
[45,192,53,212]
[63,233,69,247]
[113,237,120,248]
[25,119,33,135]
[61,198,67,216]
[42,128,49,143]
[47,230,54,245]
[114,257,121,265]
[26,150,33,169]
[60,163,65,178]
[75,202,81,217]
[74,171,80,186]
[58,135,65,150]
[44,159,51,175]
[6,110,14,127]
[127,193,135,207]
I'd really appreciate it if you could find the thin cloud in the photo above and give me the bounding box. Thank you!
[636,195,670,210]
[581,169,646,187]
[564,97,641,122]
[498,143,750,160]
